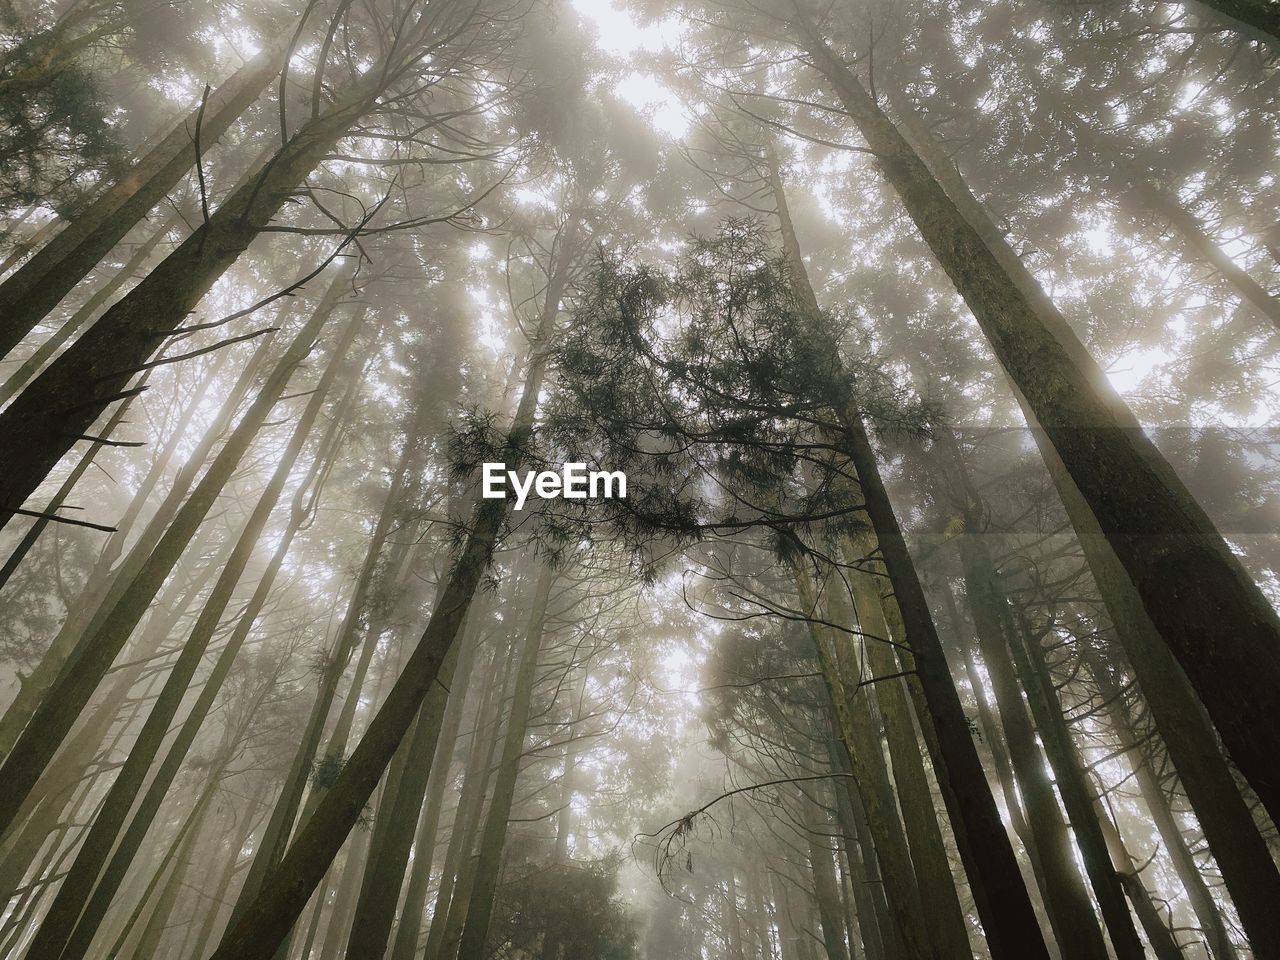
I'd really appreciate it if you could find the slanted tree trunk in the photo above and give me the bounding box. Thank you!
[795,566,930,960]
[387,649,480,960]
[0,207,181,407]
[0,340,255,759]
[0,36,289,357]
[206,210,582,960]
[0,56,389,533]
[794,11,1280,826]
[0,273,355,838]
[886,80,1280,958]
[1085,647,1241,960]
[345,621,481,959]
[454,563,556,960]
[23,305,366,960]
[799,792,851,960]
[765,139,1039,958]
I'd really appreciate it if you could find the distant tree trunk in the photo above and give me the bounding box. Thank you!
[206,212,582,960]
[841,530,974,959]
[891,82,1280,954]
[346,623,481,959]
[22,305,365,960]
[800,793,851,960]
[0,340,254,760]
[229,382,437,925]
[955,526,1110,959]
[0,63,387,533]
[795,567,930,960]
[938,433,1145,959]
[388,648,485,960]
[766,141,1040,959]
[0,37,288,358]
[1011,619,1183,960]
[824,734,885,960]
[1085,648,1241,960]
[422,645,514,960]
[0,274,354,839]
[454,564,556,960]
[796,14,1280,826]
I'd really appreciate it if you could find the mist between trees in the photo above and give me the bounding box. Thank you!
[0,0,1278,958]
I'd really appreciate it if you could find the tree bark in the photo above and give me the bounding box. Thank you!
[797,14,1280,825]
[0,36,288,358]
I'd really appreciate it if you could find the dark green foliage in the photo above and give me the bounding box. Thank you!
[490,855,637,960]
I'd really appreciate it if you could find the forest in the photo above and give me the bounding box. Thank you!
[0,0,1278,957]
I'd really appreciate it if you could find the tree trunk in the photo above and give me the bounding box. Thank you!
[796,567,930,960]
[23,305,365,960]
[956,528,1110,959]
[799,16,1280,825]
[346,621,481,959]
[387,648,479,960]
[888,81,1280,957]
[0,64,384,532]
[454,564,556,960]
[207,212,581,960]
[0,36,288,357]
[0,273,354,839]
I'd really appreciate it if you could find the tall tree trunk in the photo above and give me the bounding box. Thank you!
[422,643,514,960]
[800,793,851,960]
[0,37,288,357]
[23,305,365,960]
[454,564,556,960]
[1085,648,1240,960]
[346,622,481,959]
[229,380,437,925]
[939,433,1145,959]
[955,527,1110,959]
[387,646,478,960]
[796,567,930,960]
[0,207,180,408]
[841,532,973,960]
[207,211,582,960]
[766,137,1042,959]
[888,81,1280,957]
[0,61,386,532]
[0,340,252,759]
[797,13,1280,825]
[0,273,354,838]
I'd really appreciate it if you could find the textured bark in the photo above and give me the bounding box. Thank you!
[767,136,1034,958]
[888,79,1280,958]
[843,533,973,960]
[1085,650,1241,960]
[0,207,180,408]
[0,278,352,839]
[0,37,288,357]
[0,342,252,760]
[800,16,1280,824]
[939,432,1144,959]
[346,624,480,959]
[796,567,930,960]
